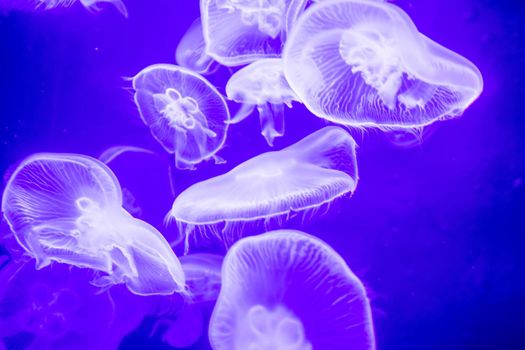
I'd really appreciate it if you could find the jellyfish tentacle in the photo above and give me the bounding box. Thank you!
[228,103,256,124]
[258,102,285,146]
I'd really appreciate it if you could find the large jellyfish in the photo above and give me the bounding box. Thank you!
[209,230,375,350]
[132,64,230,169]
[168,126,358,249]
[226,58,299,146]
[283,0,483,128]
[0,259,150,350]
[0,0,127,16]
[1,153,185,296]
[175,17,217,75]
[200,0,308,66]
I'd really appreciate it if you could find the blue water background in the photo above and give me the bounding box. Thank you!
[0,0,524,349]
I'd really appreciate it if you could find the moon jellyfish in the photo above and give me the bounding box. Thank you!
[132,64,230,169]
[200,0,308,66]
[226,58,299,146]
[180,253,223,303]
[0,0,128,16]
[169,126,358,249]
[0,260,144,350]
[209,230,375,350]
[283,0,483,128]
[1,153,185,296]
[176,17,218,75]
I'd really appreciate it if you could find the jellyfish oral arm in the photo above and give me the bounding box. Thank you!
[258,102,285,147]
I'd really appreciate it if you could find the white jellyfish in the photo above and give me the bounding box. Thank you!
[209,230,376,350]
[0,0,127,16]
[168,126,358,250]
[200,0,309,66]
[132,64,230,170]
[1,153,185,296]
[226,58,299,146]
[175,17,217,75]
[283,0,483,128]
[180,253,223,303]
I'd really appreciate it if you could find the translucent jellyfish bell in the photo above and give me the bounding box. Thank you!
[226,58,299,146]
[132,64,230,169]
[169,126,358,249]
[0,0,127,16]
[180,253,223,303]
[209,230,376,350]
[283,0,483,128]
[1,153,185,296]
[201,0,308,66]
[176,17,217,75]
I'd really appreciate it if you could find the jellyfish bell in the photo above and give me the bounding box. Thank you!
[209,230,375,350]
[176,17,218,75]
[0,0,127,16]
[200,0,308,66]
[226,58,299,146]
[168,126,358,250]
[1,153,185,296]
[132,64,230,170]
[283,0,483,129]
[180,253,223,303]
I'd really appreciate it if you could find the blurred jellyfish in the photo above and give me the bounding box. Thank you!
[168,126,358,249]
[283,0,483,128]
[0,260,149,350]
[132,64,230,169]
[226,58,299,146]
[200,0,308,66]
[180,253,223,303]
[1,153,185,296]
[176,17,218,75]
[0,0,127,16]
[209,230,375,350]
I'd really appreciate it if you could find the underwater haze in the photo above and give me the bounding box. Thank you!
[1,0,524,349]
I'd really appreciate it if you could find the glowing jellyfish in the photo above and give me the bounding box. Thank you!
[168,126,358,249]
[132,64,230,169]
[200,0,308,66]
[1,153,185,296]
[176,17,217,75]
[180,253,223,303]
[0,260,148,350]
[226,58,299,146]
[0,0,127,16]
[283,0,483,128]
[209,230,375,350]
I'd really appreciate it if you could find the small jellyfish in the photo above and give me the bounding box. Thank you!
[209,230,375,350]
[1,153,185,296]
[168,126,358,249]
[283,0,483,128]
[200,0,309,66]
[132,64,230,170]
[226,58,299,146]
[176,17,218,75]
[0,0,127,16]
[180,253,223,303]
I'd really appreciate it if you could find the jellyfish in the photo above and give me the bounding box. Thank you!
[180,253,223,303]
[168,126,358,250]
[226,58,299,146]
[175,17,218,75]
[209,230,375,350]
[283,0,483,129]
[0,0,127,16]
[132,64,230,170]
[0,259,150,350]
[1,153,185,296]
[200,0,309,66]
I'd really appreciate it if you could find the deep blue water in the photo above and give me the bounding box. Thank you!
[0,0,524,349]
